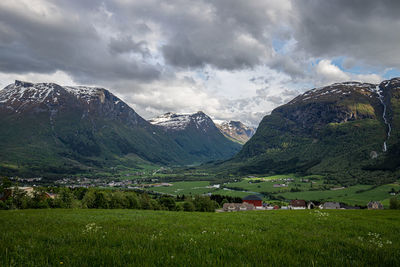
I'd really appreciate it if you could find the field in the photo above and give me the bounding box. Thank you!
[144,176,400,207]
[278,183,400,206]
[146,181,214,196]
[1,209,400,266]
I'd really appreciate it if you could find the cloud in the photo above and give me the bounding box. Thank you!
[314,59,383,86]
[292,0,400,69]
[315,60,350,85]
[0,0,160,83]
[0,0,399,127]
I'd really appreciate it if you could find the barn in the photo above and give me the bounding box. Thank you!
[242,195,263,207]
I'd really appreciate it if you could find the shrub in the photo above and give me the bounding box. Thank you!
[183,201,195,212]
[389,198,400,209]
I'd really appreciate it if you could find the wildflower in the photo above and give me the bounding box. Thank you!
[60,262,63,265]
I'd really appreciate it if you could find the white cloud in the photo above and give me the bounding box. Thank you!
[314,59,383,87]
[0,70,77,89]
[315,59,350,85]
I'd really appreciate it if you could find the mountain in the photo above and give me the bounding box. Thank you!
[149,112,242,162]
[0,81,194,177]
[215,121,256,144]
[218,78,400,185]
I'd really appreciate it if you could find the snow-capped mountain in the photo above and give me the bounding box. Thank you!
[150,111,241,161]
[0,80,143,126]
[0,81,241,176]
[215,121,256,144]
[149,111,215,131]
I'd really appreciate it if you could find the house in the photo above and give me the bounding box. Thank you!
[322,202,341,209]
[222,202,255,212]
[307,202,316,209]
[367,201,383,210]
[242,195,263,207]
[289,199,306,209]
[273,184,287,188]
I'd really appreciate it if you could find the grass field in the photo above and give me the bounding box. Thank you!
[146,181,215,196]
[278,183,400,206]
[1,209,400,266]
[143,177,400,207]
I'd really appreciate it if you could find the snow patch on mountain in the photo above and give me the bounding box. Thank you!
[215,121,256,144]
[149,111,214,131]
[289,81,378,104]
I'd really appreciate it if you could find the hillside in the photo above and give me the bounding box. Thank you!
[150,112,241,163]
[0,81,196,177]
[217,78,400,185]
[215,121,256,144]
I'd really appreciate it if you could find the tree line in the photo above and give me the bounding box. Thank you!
[0,178,241,212]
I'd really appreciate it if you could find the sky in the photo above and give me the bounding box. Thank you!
[1,0,400,126]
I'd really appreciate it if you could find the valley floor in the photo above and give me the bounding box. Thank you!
[1,209,399,266]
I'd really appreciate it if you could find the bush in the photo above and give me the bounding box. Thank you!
[389,198,400,209]
[183,201,195,212]
[193,196,218,212]
[159,197,176,211]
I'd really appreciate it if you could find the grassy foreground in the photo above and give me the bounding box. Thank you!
[1,210,400,266]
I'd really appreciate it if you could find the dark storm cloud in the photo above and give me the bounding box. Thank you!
[0,1,160,84]
[112,0,291,70]
[292,0,400,69]
[108,36,151,58]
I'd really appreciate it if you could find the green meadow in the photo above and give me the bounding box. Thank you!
[144,176,400,207]
[1,209,400,266]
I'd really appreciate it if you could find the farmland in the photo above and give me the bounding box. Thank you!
[1,209,400,266]
[144,175,400,207]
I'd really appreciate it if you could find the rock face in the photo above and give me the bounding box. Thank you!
[221,79,400,185]
[0,81,145,126]
[0,81,239,177]
[150,112,242,162]
[149,111,215,132]
[215,121,256,144]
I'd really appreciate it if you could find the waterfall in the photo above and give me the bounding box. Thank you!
[376,85,391,152]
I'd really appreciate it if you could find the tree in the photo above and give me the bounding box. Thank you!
[109,191,129,209]
[193,196,218,212]
[159,197,176,211]
[94,191,109,209]
[126,193,140,209]
[0,177,12,192]
[390,198,400,209]
[82,189,96,208]
[56,188,74,208]
[139,193,152,210]
[183,201,195,212]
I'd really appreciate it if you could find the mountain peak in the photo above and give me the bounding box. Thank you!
[288,81,378,105]
[216,120,256,144]
[14,80,34,87]
[149,111,214,131]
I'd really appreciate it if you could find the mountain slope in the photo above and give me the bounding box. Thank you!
[0,81,192,177]
[218,79,400,185]
[150,112,242,162]
[215,121,256,144]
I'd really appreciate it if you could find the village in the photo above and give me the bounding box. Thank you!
[218,194,384,212]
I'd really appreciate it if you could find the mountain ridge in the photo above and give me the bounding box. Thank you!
[0,81,238,176]
[215,78,400,185]
[215,121,256,144]
[150,111,242,162]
